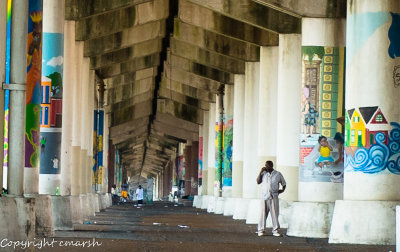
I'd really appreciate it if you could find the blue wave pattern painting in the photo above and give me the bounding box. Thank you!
[345,122,400,174]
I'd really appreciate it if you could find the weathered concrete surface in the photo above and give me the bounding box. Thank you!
[51,196,73,230]
[157,99,203,125]
[32,195,55,237]
[46,202,394,251]
[329,200,399,245]
[179,0,279,46]
[287,202,334,238]
[0,197,35,240]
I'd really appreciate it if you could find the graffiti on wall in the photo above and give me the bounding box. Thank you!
[39,32,64,174]
[388,12,400,59]
[93,110,104,184]
[25,0,42,169]
[223,116,233,186]
[300,46,345,183]
[198,136,203,185]
[344,107,400,175]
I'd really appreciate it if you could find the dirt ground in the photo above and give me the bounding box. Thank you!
[33,202,394,252]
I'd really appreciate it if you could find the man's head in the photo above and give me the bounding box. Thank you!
[265,160,274,172]
[139,185,142,189]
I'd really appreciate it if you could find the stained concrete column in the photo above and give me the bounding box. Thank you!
[71,42,83,195]
[242,62,260,199]
[276,34,302,202]
[232,75,245,198]
[60,21,75,196]
[80,58,90,194]
[39,0,64,195]
[200,110,209,195]
[0,0,6,192]
[101,111,109,194]
[87,70,95,193]
[222,85,234,197]
[257,47,278,169]
[287,18,346,238]
[329,0,400,245]
[207,103,216,196]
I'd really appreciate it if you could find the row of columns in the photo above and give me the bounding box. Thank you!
[197,0,400,245]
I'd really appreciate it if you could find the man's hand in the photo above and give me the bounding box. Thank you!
[278,189,284,194]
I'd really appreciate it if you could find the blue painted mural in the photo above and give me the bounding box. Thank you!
[345,122,400,175]
[388,12,400,59]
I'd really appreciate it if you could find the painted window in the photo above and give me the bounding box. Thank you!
[353,117,359,123]
[370,133,374,145]
[351,130,355,143]
[358,130,362,136]
[376,114,383,122]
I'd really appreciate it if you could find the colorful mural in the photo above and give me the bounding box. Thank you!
[40,32,64,174]
[198,136,203,186]
[300,46,345,183]
[93,110,104,185]
[3,0,12,171]
[388,12,400,59]
[223,116,233,186]
[344,107,400,175]
[25,0,42,169]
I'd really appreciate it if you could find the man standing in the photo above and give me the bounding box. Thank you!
[257,160,286,237]
[136,185,144,205]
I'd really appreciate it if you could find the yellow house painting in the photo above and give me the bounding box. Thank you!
[348,108,366,147]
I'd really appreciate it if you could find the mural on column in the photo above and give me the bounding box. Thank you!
[198,136,203,186]
[299,46,345,183]
[3,0,12,176]
[40,32,64,174]
[345,107,400,175]
[25,0,42,169]
[223,115,233,186]
[93,110,104,185]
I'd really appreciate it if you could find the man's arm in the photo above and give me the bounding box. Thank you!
[278,174,287,194]
[257,169,265,184]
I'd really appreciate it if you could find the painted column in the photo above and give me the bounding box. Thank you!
[222,85,233,197]
[24,0,42,195]
[287,18,346,238]
[330,0,400,245]
[39,0,64,195]
[0,0,7,191]
[101,112,109,193]
[201,110,209,195]
[257,47,278,169]
[232,75,245,198]
[242,62,260,199]
[88,70,95,193]
[276,34,302,201]
[207,103,216,196]
[8,0,28,196]
[198,124,204,195]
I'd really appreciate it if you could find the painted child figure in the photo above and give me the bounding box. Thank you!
[317,135,334,168]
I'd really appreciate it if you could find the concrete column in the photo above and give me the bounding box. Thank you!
[60,21,75,196]
[276,34,302,201]
[80,57,90,195]
[242,62,260,199]
[232,75,245,198]
[39,0,64,195]
[101,111,109,193]
[0,0,6,192]
[69,37,83,195]
[198,124,204,195]
[330,0,400,245]
[8,0,28,196]
[201,110,209,195]
[222,85,234,197]
[287,18,346,238]
[87,70,95,193]
[257,47,278,168]
[207,103,216,195]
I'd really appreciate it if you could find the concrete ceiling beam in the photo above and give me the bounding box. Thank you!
[97,53,160,78]
[170,38,245,74]
[90,38,162,69]
[65,0,151,20]
[156,112,200,133]
[110,116,150,139]
[83,20,165,57]
[74,0,169,40]
[163,62,220,93]
[106,90,154,114]
[111,99,153,126]
[179,0,278,46]
[157,99,203,125]
[107,77,154,104]
[186,0,301,34]
[167,53,234,84]
[160,76,216,103]
[173,19,260,62]
[158,87,210,111]
[104,67,157,89]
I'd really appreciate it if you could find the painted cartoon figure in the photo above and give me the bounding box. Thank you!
[317,135,334,168]
[302,99,319,136]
